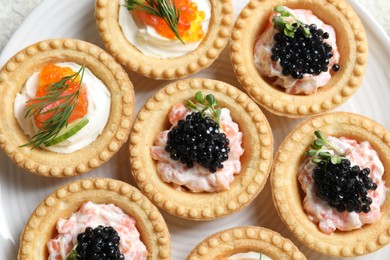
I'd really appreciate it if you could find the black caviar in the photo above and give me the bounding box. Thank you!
[312,159,377,213]
[165,112,230,173]
[75,225,124,260]
[271,24,340,79]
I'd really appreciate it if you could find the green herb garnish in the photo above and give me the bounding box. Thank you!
[186,91,222,124]
[305,130,344,165]
[259,249,262,260]
[21,66,86,149]
[125,0,184,44]
[65,243,78,260]
[272,6,311,38]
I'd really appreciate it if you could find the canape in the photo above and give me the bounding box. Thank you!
[230,0,367,117]
[95,0,233,79]
[130,78,273,220]
[187,226,306,259]
[271,112,390,256]
[0,39,134,177]
[18,178,170,259]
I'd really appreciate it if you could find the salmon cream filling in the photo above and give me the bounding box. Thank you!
[151,103,244,192]
[254,8,340,94]
[47,202,148,260]
[298,136,387,234]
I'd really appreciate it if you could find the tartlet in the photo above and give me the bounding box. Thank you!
[187,226,306,259]
[271,112,390,256]
[0,39,134,177]
[230,0,367,117]
[18,178,170,259]
[95,0,233,79]
[129,78,273,220]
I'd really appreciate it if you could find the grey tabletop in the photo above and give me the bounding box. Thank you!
[0,0,389,53]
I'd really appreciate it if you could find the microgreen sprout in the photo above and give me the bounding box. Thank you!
[186,91,222,124]
[305,130,344,165]
[272,6,311,38]
[65,243,78,260]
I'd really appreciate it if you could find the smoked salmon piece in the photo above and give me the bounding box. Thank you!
[135,0,206,42]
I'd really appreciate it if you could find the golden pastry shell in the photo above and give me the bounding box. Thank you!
[187,226,306,260]
[230,0,368,117]
[0,39,134,177]
[95,0,233,79]
[129,78,273,220]
[271,112,390,256]
[18,178,171,260]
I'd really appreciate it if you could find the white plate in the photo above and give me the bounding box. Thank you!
[0,0,389,259]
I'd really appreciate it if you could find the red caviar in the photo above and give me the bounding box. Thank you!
[136,0,206,42]
[31,64,88,129]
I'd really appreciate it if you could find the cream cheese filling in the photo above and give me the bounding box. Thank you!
[227,252,273,260]
[14,62,111,153]
[118,0,211,58]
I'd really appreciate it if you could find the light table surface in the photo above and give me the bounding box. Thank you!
[0,0,389,52]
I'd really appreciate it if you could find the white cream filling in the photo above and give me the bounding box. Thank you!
[14,62,111,153]
[227,252,273,260]
[118,0,211,58]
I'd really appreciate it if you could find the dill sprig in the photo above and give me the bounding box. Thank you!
[21,66,86,149]
[125,0,184,44]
